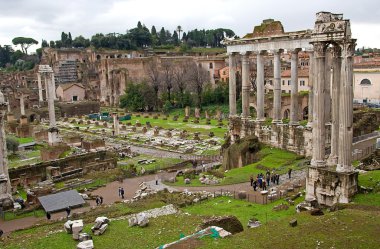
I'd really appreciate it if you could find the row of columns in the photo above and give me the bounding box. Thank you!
[37,71,56,102]
[311,41,356,172]
[228,49,306,125]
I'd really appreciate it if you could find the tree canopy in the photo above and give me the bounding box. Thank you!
[12,37,38,54]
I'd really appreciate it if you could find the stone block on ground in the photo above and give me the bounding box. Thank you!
[136,213,149,227]
[200,216,243,234]
[72,220,84,240]
[78,233,92,242]
[247,218,261,228]
[184,178,191,184]
[77,240,94,249]
[64,220,74,233]
[93,224,108,235]
[289,219,297,227]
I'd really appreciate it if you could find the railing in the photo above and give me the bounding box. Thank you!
[353,131,380,143]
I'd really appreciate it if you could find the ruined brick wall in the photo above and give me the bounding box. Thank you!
[58,101,100,117]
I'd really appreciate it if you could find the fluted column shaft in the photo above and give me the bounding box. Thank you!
[328,47,342,165]
[256,52,265,120]
[307,52,314,126]
[337,41,356,172]
[272,50,282,123]
[241,53,250,117]
[37,73,44,102]
[46,74,56,128]
[228,53,237,116]
[290,49,300,125]
[51,73,57,100]
[20,93,25,116]
[311,43,327,167]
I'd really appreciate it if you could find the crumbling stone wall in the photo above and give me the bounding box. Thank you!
[353,109,380,137]
[9,151,117,188]
[58,101,100,117]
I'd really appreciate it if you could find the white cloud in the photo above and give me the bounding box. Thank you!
[0,0,379,51]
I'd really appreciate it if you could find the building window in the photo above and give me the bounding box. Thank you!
[282,90,286,93]
[300,80,305,86]
[72,96,78,101]
[360,79,371,85]
[288,80,291,85]
[282,80,285,85]
[209,63,213,69]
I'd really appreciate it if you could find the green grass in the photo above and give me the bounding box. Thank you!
[352,170,380,206]
[8,150,42,168]
[168,147,305,186]
[119,154,184,173]
[16,137,35,144]
[4,209,46,221]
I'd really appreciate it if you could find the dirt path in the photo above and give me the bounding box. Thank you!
[0,170,305,235]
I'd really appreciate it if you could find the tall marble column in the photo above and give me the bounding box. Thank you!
[337,41,356,173]
[272,49,282,123]
[44,76,49,101]
[307,52,314,127]
[256,51,265,121]
[37,73,44,102]
[51,73,57,100]
[311,42,327,167]
[328,46,342,165]
[241,52,250,117]
[0,90,13,209]
[228,53,237,116]
[20,93,25,116]
[290,49,301,125]
[113,113,120,136]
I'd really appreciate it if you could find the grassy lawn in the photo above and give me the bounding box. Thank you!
[119,154,184,173]
[8,150,42,168]
[168,147,305,186]
[16,137,35,144]
[352,170,380,206]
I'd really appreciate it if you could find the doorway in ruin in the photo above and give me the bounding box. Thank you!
[283,109,290,119]
[303,106,308,120]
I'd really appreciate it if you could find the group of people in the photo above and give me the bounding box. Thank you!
[118,187,125,199]
[95,196,104,206]
[250,170,281,191]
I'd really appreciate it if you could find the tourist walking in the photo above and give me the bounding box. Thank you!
[100,196,104,204]
[46,211,51,220]
[288,168,292,179]
[0,228,3,237]
[276,174,280,185]
[253,180,257,191]
[250,175,254,186]
[96,196,101,206]
[258,177,263,189]
[263,181,267,191]
[120,187,125,199]
[266,174,270,187]
[118,187,122,197]
[65,206,71,219]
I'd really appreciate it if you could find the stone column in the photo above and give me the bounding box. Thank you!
[307,52,314,127]
[311,42,327,167]
[228,53,237,116]
[113,113,120,136]
[51,73,57,100]
[44,75,49,101]
[337,41,356,173]
[290,49,301,125]
[328,46,342,165]
[37,73,44,102]
[256,51,265,121]
[272,49,282,123]
[241,52,250,118]
[0,90,13,209]
[20,93,25,116]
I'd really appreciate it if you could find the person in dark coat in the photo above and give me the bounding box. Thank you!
[65,206,71,219]
[250,175,254,186]
[253,180,257,191]
[288,168,292,179]
[120,187,125,199]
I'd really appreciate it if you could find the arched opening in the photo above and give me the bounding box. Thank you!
[29,114,36,123]
[96,55,101,60]
[303,106,308,120]
[360,78,371,85]
[283,109,290,119]
[117,54,122,58]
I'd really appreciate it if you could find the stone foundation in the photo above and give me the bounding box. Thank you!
[306,166,358,207]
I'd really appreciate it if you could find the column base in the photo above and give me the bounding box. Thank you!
[48,127,61,146]
[272,119,282,124]
[336,164,354,173]
[306,122,313,128]
[310,159,326,167]
[306,166,358,207]
[289,121,300,126]
[327,155,338,166]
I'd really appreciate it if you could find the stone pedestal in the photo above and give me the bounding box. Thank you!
[48,127,61,146]
[306,166,358,206]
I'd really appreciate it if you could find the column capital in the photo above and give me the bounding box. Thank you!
[240,51,250,56]
[273,49,284,55]
[291,48,302,54]
[311,42,328,58]
[338,39,356,58]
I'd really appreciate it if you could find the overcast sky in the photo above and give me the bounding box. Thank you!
[1,0,379,52]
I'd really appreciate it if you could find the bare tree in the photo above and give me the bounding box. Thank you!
[161,60,174,104]
[147,59,161,110]
[173,60,191,108]
[189,62,209,108]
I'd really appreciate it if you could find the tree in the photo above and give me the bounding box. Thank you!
[189,62,209,107]
[176,25,183,42]
[49,40,55,48]
[6,136,19,154]
[41,39,49,48]
[147,60,161,110]
[173,61,190,107]
[0,45,13,67]
[159,27,166,45]
[73,35,91,48]
[161,60,174,104]
[12,37,38,54]
[172,31,179,46]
